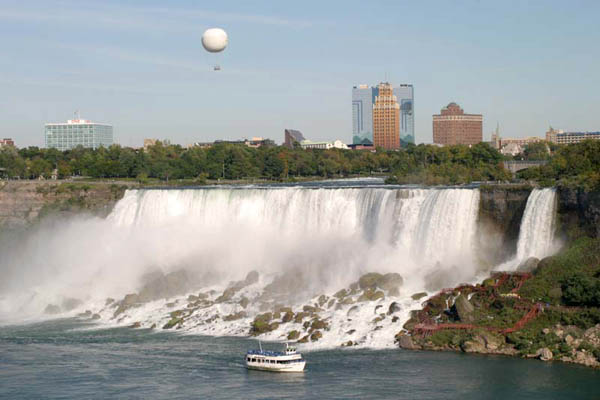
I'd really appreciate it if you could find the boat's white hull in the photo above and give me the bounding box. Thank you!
[246,361,306,373]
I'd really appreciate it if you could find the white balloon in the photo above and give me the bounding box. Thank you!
[201,28,228,53]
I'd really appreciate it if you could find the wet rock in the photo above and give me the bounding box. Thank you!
[216,287,237,303]
[113,293,142,318]
[166,302,177,308]
[310,330,323,342]
[105,298,115,306]
[282,311,294,323]
[317,295,329,307]
[44,304,61,315]
[77,310,92,318]
[374,305,383,314]
[298,335,309,343]
[288,330,300,340]
[340,297,355,305]
[302,305,323,314]
[187,294,199,302]
[62,298,83,311]
[347,306,359,317]
[244,270,259,286]
[358,272,403,292]
[223,311,247,321]
[454,294,475,323]
[163,317,183,329]
[358,288,384,302]
[91,313,101,320]
[130,321,141,328]
[372,315,384,324]
[294,312,310,323]
[392,316,399,323]
[516,257,540,273]
[303,321,311,330]
[396,333,419,350]
[310,319,329,332]
[341,340,356,347]
[327,299,336,309]
[250,313,277,336]
[239,297,250,309]
[411,292,427,301]
[150,323,156,329]
[387,302,402,315]
[138,270,193,303]
[346,329,356,335]
[333,289,348,299]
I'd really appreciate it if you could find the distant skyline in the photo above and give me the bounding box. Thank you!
[1,0,599,147]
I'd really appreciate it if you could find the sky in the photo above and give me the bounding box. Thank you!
[1,0,599,147]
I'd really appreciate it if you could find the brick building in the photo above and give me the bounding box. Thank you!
[433,102,482,145]
[373,82,400,149]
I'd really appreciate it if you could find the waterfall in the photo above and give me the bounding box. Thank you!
[515,188,558,261]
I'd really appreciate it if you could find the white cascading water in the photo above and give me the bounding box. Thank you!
[515,188,558,262]
[0,185,557,348]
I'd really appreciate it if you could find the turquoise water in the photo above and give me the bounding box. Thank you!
[1,319,599,399]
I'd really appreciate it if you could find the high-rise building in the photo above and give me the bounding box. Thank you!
[546,127,600,144]
[45,117,113,151]
[432,102,482,146]
[373,83,400,150]
[284,129,306,148]
[352,83,414,146]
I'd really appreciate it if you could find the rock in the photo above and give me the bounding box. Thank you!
[44,304,61,315]
[223,311,247,321]
[303,321,311,330]
[347,306,359,317]
[548,287,562,299]
[150,323,156,329]
[565,334,574,345]
[166,302,177,308]
[105,298,115,306]
[340,297,355,305]
[387,302,402,315]
[138,270,192,303]
[411,292,427,301]
[62,298,83,311]
[239,297,250,309]
[294,312,310,323]
[388,287,400,297]
[341,340,356,347]
[346,329,356,335]
[334,289,348,299]
[310,319,329,332]
[91,313,101,320]
[542,328,551,335]
[359,273,383,290]
[317,295,328,307]
[113,293,142,318]
[187,294,199,302]
[392,316,399,323]
[539,347,553,361]
[287,330,300,340]
[282,311,294,323]
[516,257,540,273]
[372,315,384,324]
[424,268,458,292]
[379,273,404,291]
[77,310,92,318]
[298,335,309,343]
[244,270,259,285]
[310,330,323,342]
[327,299,336,309]
[396,333,419,350]
[454,294,475,323]
[250,313,277,335]
[162,317,183,329]
[358,288,384,302]
[302,305,322,314]
[461,336,486,353]
[374,305,383,314]
[216,287,237,303]
[130,321,141,328]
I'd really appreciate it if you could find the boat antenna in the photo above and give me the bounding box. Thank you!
[259,340,262,352]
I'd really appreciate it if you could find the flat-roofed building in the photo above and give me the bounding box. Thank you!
[546,127,600,144]
[373,82,400,150]
[0,138,15,147]
[433,102,482,146]
[45,118,113,151]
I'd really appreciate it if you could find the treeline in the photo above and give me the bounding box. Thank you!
[517,140,600,189]
[1,139,599,186]
[0,142,514,184]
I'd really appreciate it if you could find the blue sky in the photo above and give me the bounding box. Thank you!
[1,0,599,147]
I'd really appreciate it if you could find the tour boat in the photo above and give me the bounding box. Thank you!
[245,342,306,372]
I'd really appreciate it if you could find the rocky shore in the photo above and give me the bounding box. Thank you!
[396,243,600,369]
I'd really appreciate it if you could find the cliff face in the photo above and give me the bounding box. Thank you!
[477,186,532,265]
[0,181,127,229]
[557,187,600,239]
